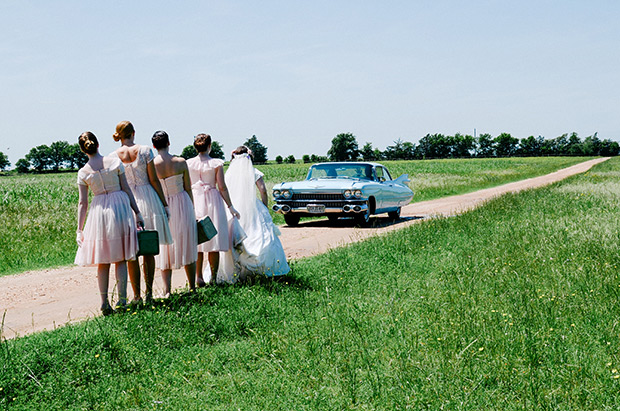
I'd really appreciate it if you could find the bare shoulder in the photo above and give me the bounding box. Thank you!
[172,156,188,171]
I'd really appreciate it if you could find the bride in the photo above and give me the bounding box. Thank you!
[218,146,290,283]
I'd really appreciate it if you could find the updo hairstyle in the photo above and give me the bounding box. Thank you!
[113,121,135,142]
[193,133,211,153]
[231,145,254,161]
[151,130,170,150]
[78,132,99,155]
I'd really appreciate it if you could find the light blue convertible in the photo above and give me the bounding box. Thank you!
[272,162,414,226]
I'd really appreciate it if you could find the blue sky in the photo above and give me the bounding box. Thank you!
[1,1,619,165]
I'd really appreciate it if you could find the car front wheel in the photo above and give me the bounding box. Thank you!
[354,206,370,226]
[388,207,401,220]
[284,214,300,227]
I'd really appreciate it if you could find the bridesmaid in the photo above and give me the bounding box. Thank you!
[74,132,144,315]
[151,131,197,296]
[187,134,240,286]
[111,121,172,304]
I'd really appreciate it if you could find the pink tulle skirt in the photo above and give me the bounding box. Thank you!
[75,191,138,266]
[156,191,197,270]
[132,184,173,245]
[193,186,229,252]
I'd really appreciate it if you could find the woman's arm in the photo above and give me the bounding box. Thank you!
[181,161,194,204]
[76,184,89,230]
[215,165,240,218]
[147,159,168,208]
[256,176,268,207]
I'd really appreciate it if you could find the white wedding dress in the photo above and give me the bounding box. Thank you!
[217,154,290,283]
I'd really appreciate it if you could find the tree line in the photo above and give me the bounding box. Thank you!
[1,131,617,173]
[325,131,619,162]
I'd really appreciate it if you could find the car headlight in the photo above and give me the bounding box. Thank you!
[343,189,352,198]
[282,190,292,199]
[354,190,362,198]
[272,190,281,198]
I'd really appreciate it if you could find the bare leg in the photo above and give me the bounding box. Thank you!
[196,252,207,287]
[128,258,141,302]
[97,263,111,307]
[161,269,172,297]
[208,251,219,285]
[143,255,156,300]
[114,261,128,307]
[185,262,197,291]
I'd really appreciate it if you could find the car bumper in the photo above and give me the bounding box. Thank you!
[273,200,368,215]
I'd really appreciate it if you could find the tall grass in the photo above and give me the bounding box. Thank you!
[1,157,619,409]
[0,157,592,276]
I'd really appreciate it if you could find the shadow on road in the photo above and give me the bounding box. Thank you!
[280,215,426,229]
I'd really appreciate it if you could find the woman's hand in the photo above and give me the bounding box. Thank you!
[136,212,145,229]
[229,205,240,219]
[76,230,84,247]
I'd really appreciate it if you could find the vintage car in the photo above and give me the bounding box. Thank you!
[272,162,414,226]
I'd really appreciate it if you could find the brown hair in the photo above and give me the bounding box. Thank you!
[152,130,170,150]
[231,145,253,161]
[194,133,212,153]
[113,121,135,142]
[78,132,99,155]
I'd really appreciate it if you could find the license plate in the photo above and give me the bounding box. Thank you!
[307,204,325,213]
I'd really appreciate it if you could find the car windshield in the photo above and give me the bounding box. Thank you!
[307,164,374,180]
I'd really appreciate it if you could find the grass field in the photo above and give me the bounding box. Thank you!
[1,156,618,409]
[0,157,593,277]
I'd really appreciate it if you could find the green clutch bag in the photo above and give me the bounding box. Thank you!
[137,229,160,256]
[197,216,218,244]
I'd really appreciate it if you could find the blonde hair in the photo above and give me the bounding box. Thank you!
[113,121,135,142]
[78,132,99,155]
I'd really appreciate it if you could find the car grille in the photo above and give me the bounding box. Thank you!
[292,193,345,201]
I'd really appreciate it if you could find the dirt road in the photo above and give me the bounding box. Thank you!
[0,158,608,340]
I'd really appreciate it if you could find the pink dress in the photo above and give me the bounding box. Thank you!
[156,174,198,270]
[110,146,172,246]
[74,158,138,266]
[187,156,229,252]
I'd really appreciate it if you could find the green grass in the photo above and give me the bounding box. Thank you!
[0,157,593,276]
[1,157,619,409]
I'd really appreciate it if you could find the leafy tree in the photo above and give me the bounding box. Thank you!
[15,158,30,173]
[494,133,519,157]
[451,133,475,158]
[360,142,376,161]
[328,133,359,161]
[244,135,267,164]
[565,132,583,156]
[600,139,620,156]
[302,154,310,163]
[310,154,319,162]
[49,141,70,170]
[285,155,296,164]
[65,143,88,169]
[519,136,543,157]
[210,141,225,160]
[384,139,416,160]
[0,151,10,171]
[180,145,198,160]
[26,145,53,172]
[582,133,602,156]
[417,134,450,159]
[275,155,283,164]
[476,133,495,157]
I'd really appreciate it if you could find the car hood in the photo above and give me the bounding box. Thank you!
[274,179,367,191]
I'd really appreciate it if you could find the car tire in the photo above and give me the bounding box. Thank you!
[388,207,401,220]
[354,208,370,227]
[284,214,300,227]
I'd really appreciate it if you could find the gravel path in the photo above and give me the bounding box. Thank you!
[0,157,608,340]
